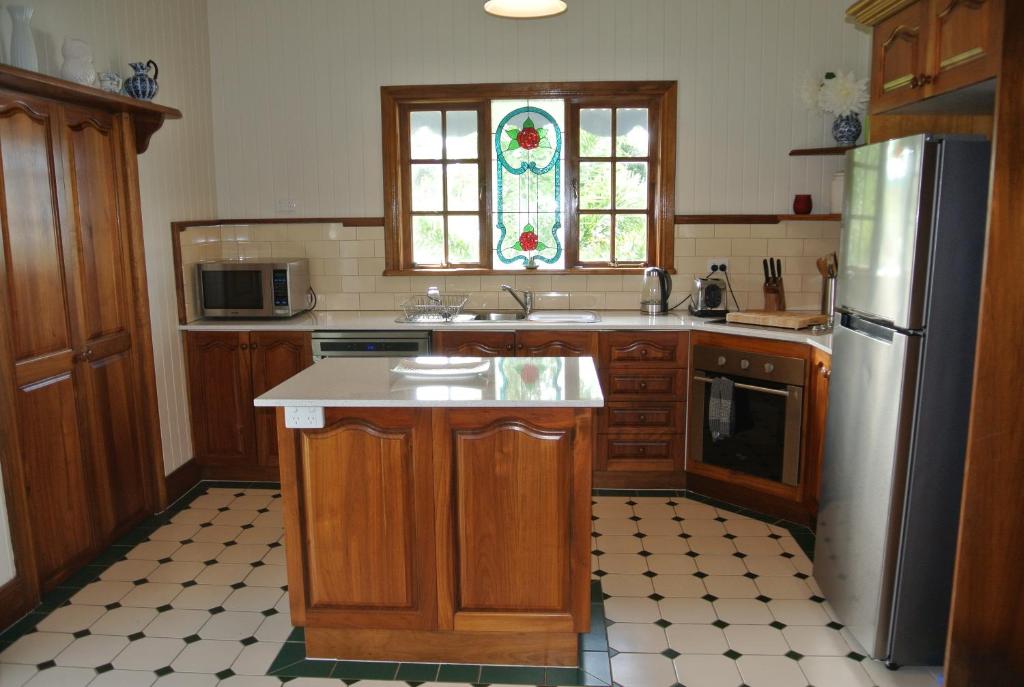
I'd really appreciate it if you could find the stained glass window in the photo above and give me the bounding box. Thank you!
[385,82,674,273]
[491,99,565,270]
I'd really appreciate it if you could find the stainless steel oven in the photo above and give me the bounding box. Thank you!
[197,259,312,318]
[688,344,805,485]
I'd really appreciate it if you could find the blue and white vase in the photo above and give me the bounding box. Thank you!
[124,60,159,100]
[832,113,862,146]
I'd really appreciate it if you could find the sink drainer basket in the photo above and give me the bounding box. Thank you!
[400,293,469,322]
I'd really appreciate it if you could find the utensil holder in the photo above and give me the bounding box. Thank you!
[763,280,786,312]
[820,275,836,327]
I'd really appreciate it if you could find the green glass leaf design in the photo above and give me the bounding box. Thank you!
[537,141,551,149]
[538,128,547,138]
[507,140,520,151]
[536,241,548,250]
[523,223,535,233]
[523,117,535,129]
[513,241,523,251]
[506,128,519,138]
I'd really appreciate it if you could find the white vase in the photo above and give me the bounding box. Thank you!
[8,6,38,71]
[60,37,96,86]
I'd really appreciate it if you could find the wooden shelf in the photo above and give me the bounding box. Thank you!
[778,214,842,221]
[789,146,857,156]
[675,213,841,224]
[0,63,181,153]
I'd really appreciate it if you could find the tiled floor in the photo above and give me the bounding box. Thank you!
[0,483,943,687]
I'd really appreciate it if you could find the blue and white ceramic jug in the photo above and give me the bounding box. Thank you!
[124,60,159,100]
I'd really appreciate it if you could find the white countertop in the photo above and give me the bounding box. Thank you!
[254,355,605,408]
[184,310,832,354]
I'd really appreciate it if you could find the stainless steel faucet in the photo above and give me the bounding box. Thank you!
[501,284,533,316]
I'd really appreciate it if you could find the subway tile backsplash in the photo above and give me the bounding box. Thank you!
[179,221,838,322]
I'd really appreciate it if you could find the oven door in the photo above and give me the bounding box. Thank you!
[198,264,273,317]
[688,372,803,486]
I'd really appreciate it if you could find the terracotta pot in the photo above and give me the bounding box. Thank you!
[793,194,813,215]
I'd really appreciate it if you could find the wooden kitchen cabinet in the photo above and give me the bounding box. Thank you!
[279,405,592,665]
[431,330,597,358]
[0,67,178,612]
[185,330,312,478]
[854,0,1003,114]
[804,347,833,519]
[594,331,688,488]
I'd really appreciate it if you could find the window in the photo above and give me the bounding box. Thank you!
[382,82,676,274]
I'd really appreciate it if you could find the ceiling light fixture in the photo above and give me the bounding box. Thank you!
[484,0,567,19]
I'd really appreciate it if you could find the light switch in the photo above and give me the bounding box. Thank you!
[284,406,324,429]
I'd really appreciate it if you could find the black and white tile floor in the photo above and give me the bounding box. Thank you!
[0,486,943,687]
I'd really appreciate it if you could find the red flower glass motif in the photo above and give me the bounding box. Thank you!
[519,230,539,251]
[519,364,539,385]
[517,127,540,150]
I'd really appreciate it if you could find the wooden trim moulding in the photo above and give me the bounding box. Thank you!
[164,459,202,506]
[674,214,842,224]
[788,146,857,156]
[846,0,920,25]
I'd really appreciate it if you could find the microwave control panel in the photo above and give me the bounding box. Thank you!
[272,269,289,307]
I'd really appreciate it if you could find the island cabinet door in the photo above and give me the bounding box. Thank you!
[277,408,438,630]
[433,408,592,634]
[250,331,312,467]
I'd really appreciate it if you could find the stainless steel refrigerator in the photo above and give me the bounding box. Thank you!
[814,134,991,667]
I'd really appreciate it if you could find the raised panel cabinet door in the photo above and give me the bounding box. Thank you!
[185,331,255,465]
[0,94,96,586]
[929,0,1003,95]
[602,332,689,368]
[283,408,437,629]
[14,373,95,588]
[514,330,599,358]
[435,408,592,634]
[870,1,932,112]
[432,331,515,357]
[251,331,313,467]
[59,106,149,536]
[804,349,832,515]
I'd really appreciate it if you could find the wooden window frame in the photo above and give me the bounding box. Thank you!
[381,81,677,276]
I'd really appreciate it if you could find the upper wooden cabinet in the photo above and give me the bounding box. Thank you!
[851,0,1004,113]
[185,330,312,477]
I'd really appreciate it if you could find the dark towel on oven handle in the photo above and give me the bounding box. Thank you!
[708,376,735,442]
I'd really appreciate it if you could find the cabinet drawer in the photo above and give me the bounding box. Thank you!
[602,332,688,368]
[599,402,684,433]
[598,433,683,473]
[605,369,687,400]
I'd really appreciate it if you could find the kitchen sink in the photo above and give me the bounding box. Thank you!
[472,311,526,321]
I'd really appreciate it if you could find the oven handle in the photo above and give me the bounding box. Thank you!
[693,375,792,398]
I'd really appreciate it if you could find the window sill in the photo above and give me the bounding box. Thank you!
[383,267,673,277]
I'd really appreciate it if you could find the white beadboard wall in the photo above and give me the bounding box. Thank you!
[1,0,218,477]
[206,0,870,218]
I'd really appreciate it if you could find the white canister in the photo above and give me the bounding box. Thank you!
[831,171,846,214]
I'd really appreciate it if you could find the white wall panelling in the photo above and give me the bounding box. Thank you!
[1,0,218,478]
[206,0,870,218]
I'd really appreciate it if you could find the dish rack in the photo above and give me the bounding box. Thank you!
[400,293,469,322]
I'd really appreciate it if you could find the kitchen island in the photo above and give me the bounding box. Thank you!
[255,355,603,667]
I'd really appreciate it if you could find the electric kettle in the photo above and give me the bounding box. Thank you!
[640,267,672,315]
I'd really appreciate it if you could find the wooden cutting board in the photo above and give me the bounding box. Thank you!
[726,310,828,330]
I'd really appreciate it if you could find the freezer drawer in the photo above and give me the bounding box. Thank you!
[813,315,921,659]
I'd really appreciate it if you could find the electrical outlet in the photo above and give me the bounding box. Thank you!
[275,198,299,214]
[706,258,730,274]
[284,406,325,429]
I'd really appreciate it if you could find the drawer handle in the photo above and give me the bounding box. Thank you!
[910,73,934,89]
[639,414,647,423]
[240,343,249,350]
[640,349,648,357]
[638,446,646,454]
[638,381,647,389]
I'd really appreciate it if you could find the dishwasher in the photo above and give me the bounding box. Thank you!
[311,331,431,361]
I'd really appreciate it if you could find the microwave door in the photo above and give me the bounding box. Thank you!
[200,268,266,315]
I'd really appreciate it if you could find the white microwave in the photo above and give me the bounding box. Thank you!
[197,259,312,318]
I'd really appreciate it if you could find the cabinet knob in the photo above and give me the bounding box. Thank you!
[517,343,524,350]
[740,359,750,370]
[638,381,647,389]
[819,363,832,379]
[717,356,726,366]
[638,446,646,454]
[240,343,249,350]
[250,343,258,350]
[764,362,775,374]
[640,348,649,357]
[910,73,934,89]
[639,414,647,423]
[506,344,514,351]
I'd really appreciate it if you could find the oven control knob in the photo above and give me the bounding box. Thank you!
[740,359,750,370]
[764,362,775,374]
[717,356,726,366]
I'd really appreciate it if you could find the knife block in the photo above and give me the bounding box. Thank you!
[763,279,786,312]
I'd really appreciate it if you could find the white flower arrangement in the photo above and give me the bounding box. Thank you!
[800,71,868,117]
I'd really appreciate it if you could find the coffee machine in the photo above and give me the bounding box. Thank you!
[640,267,672,315]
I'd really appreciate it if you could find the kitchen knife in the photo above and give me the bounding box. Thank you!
[775,258,783,280]
[768,258,776,282]
[762,259,771,284]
